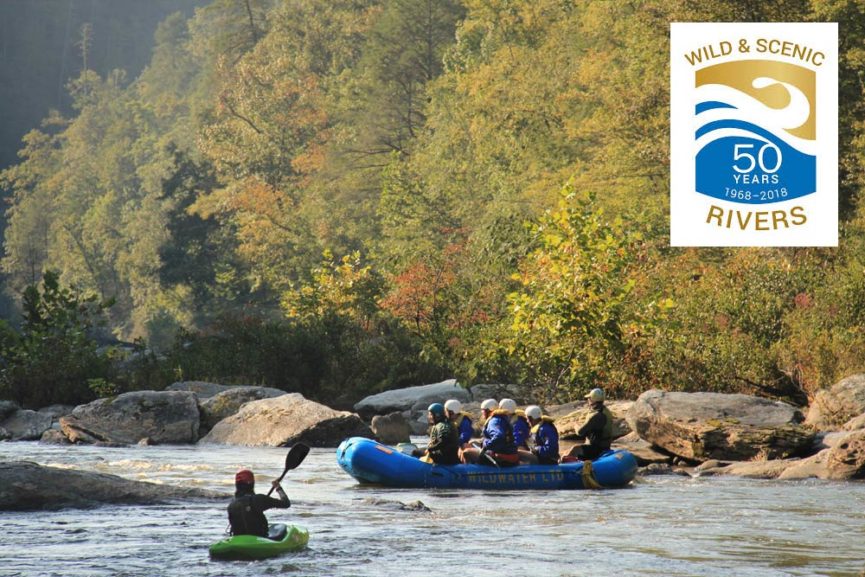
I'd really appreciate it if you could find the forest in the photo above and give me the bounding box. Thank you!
[2,0,865,410]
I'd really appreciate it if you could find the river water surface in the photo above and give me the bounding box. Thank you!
[1,441,863,577]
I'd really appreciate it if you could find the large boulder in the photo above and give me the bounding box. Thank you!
[553,400,633,440]
[201,393,372,447]
[371,412,412,445]
[825,429,865,480]
[59,391,199,445]
[0,400,20,420]
[354,380,469,419]
[198,386,287,436]
[806,374,865,429]
[627,390,814,461]
[0,409,53,440]
[0,461,221,510]
[611,432,672,465]
[37,404,74,420]
[467,384,532,405]
[165,381,241,399]
[845,413,865,431]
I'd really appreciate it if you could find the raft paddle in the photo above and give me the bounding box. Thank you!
[471,442,500,468]
[267,443,310,496]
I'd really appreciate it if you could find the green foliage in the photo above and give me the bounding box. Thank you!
[4,0,865,409]
[490,186,646,401]
[0,271,112,407]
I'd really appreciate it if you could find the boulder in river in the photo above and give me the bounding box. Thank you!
[354,379,470,420]
[59,390,200,445]
[371,412,412,445]
[198,386,287,436]
[0,409,53,441]
[806,374,865,430]
[627,389,814,461]
[165,381,244,399]
[200,393,373,447]
[0,400,20,420]
[0,461,221,511]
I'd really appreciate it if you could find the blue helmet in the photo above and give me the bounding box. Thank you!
[428,403,446,419]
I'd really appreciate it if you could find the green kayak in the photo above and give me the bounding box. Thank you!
[209,524,309,560]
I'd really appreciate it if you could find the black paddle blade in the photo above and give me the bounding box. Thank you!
[285,443,310,470]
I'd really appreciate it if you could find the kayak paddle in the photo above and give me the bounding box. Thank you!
[267,442,310,496]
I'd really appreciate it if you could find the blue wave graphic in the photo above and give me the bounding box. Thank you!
[695,119,815,205]
[696,101,737,114]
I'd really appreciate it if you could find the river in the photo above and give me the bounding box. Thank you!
[0,441,863,577]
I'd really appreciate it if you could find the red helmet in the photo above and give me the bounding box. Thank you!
[235,469,254,486]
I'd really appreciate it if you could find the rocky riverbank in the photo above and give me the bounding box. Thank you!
[1,375,863,490]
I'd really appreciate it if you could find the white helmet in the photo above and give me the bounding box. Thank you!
[444,399,462,414]
[585,388,605,403]
[499,398,517,413]
[480,398,498,411]
[525,405,542,420]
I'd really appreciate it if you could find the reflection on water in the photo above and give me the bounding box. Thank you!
[1,442,864,577]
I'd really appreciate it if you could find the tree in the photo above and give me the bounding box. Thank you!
[0,271,112,407]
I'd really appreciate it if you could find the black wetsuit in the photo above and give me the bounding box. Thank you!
[228,488,290,537]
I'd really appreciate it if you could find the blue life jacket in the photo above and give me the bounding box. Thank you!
[530,418,560,464]
[455,413,474,445]
[482,411,517,455]
[512,414,530,449]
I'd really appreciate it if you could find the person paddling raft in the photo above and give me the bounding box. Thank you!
[228,469,291,539]
[413,403,461,465]
[461,398,519,466]
[525,405,560,465]
[562,388,614,461]
[444,398,474,448]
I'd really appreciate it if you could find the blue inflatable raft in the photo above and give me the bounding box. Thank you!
[336,437,638,490]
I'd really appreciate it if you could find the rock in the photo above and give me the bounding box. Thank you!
[199,386,287,436]
[60,391,200,445]
[819,430,859,450]
[806,374,865,429]
[555,400,633,440]
[0,461,221,511]
[627,390,813,461]
[165,381,243,399]
[0,427,9,441]
[201,393,373,447]
[778,451,831,480]
[39,429,70,445]
[371,412,412,445]
[359,497,431,512]
[467,384,531,404]
[37,405,74,420]
[409,410,430,435]
[0,409,53,440]
[712,459,795,479]
[612,432,672,465]
[639,463,675,475]
[0,400,20,420]
[353,380,469,419]
[844,412,865,431]
[826,429,865,480]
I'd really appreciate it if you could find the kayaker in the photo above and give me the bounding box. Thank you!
[228,469,291,538]
[461,399,519,466]
[563,388,614,461]
[444,398,474,447]
[525,405,560,465]
[414,403,460,465]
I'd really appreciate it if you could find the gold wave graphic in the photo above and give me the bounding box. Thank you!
[696,60,815,140]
